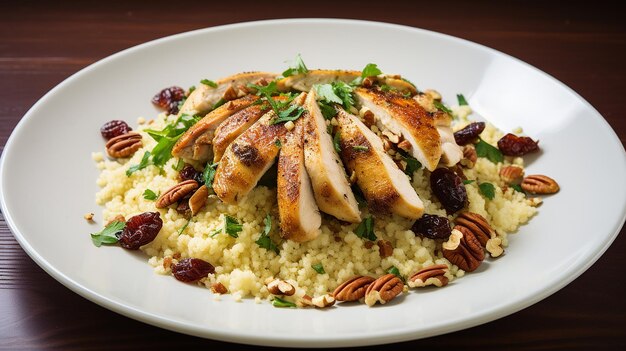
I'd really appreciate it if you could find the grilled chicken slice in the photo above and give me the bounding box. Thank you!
[171,95,259,162]
[354,87,442,171]
[178,71,277,117]
[277,70,417,95]
[413,93,462,166]
[212,103,272,162]
[336,109,424,219]
[213,93,307,203]
[303,89,361,223]
[277,117,321,242]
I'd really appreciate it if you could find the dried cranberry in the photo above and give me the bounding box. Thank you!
[179,164,204,184]
[152,86,185,115]
[100,120,132,140]
[119,212,163,250]
[430,168,468,214]
[411,214,452,240]
[497,133,539,156]
[172,258,215,282]
[454,122,485,146]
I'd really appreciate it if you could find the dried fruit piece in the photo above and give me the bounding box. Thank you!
[105,132,142,158]
[100,120,132,140]
[442,226,484,272]
[497,133,539,156]
[408,264,449,288]
[172,258,215,282]
[333,276,376,302]
[499,165,524,184]
[453,122,485,146]
[521,175,559,194]
[156,180,199,208]
[430,168,468,214]
[377,240,393,258]
[152,86,186,115]
[364,274,404,306]
[179,164,204,183]
[411,214,452,240]
[118,212,163,250]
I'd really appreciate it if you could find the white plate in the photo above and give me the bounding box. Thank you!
[1,19,625,347]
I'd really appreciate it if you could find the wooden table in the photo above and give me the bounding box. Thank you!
[1,1,624,349]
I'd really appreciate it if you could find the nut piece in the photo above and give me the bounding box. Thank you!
[156,180,199,209]
[397,140,412,152]
[364,274,404,306]
[222,85,238,101]
[377,240,393,258]
[267,279,296,296]
[84,212,94,221]
[408,264,449,288]
[486,236,504,258]
[360,108,375,128]
[189,185,209,215]
[312,294,336,308]
[297,294,313,307]
[460,145,477,168]
[333,276,376,302]
[211,282,228,294]
[442,227,484,272]
[162,256,172,269]
[527,197,543,207]
[105,132,142,158]
[521,175,559,194]
[454,212,495,247]
[499,165,525,185]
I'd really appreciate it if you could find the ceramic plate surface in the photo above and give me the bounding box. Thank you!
[1,19,625,347]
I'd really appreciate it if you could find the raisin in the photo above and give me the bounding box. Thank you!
[430,168,468,214]
[411,214,452,240]
[152,86,185,115]
[172,258,215,282]
[454,122,485,146]
[119,212,163,250]
[179,164,204,184]
[497,133,539,156]
[100,120,132,140]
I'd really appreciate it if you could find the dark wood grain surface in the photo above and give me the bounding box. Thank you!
[1,1,625,350]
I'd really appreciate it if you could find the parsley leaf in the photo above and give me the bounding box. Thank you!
[172,158,185,171]
[318,101,337,120]
[188,85,196,94]
[200,79,217,88]
[274,139,282,148]
[355,215,376,241]
[272,296,296,308]
[312,263,325,274]
[333,132,341,153]
[475,138,504,164]
[433,101,453,114]
[352,185,367,208]
[212,98,226,110]
[457,94,468,106]
[143,189,159,201]
[282,53,309,77]
[126,151,151,176]
[248,82,304,125]
[386,266,406,283]
[316,84,342,104]
[270,104,305,125]
[90,221,125,247]
[178,219,192,235]
[479,182,496,200]
[399,150,422,180]
[255,214,279,254]
[315,82,354,110]
[361,63,382,78]
[463,179,475,185]
[511,184,524,193]
[203,162,219,191]
[224,215,243,238]
[353,145,369,151]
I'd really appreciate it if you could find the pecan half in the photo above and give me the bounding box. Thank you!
[486,236,504,258]
[156,180,199,208]
[266,279,296,296]
[499,165,524,185]
[189,185,209,215]
[442,227,484,272]
[333,276,376,302]
[454,212,494,247]
[460,145,477,168]
[521,175,559,194]
[364,274,404,306]
[377,240,393,258]
[105,132,142,158]
[408,264,449,288]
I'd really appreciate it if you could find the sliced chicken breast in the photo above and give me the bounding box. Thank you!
[212,103,271,163]
[336,109,424,219]
[277,117,321,242]
[178,71,277,118]
[354,87,442,171]
[303,89,361,223]
[172,95,259,162]
[277,70,417,94]
[213,93,307,203]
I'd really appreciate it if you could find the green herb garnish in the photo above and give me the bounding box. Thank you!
[143,188,159,201]
[255,214,279,254]
[172,158,185,171]
[457,94,468,106]
[274,139,282,148]
[212,98,226,110]
[200,79,217,88]
[401,77,417,89]
[315,82,355,110]
[224,215,243,238]
[203,162,219,191]
[126,151,152,176]
[248,81,305,125]
[511,184,524,193]
[433,101,453,114]
[463,179,475,185]
[333,132,341,153]
[90,221,125,247]
[361,63,382,78]
[178,219,192,235]
[188,85,196,94]
[318,101,337,120]
[386,266,406,283]
[475,138,504,164]
[270,104,305,125]
[399,150,422,180]
[352,145,369,151]
[479,182,496,200]
[355,215,376,241]
[282,53,309,77]
[312,263,326,274]
[352,185,367,208]
[272,296,297,308]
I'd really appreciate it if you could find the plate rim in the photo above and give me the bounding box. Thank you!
[1,18,625,347]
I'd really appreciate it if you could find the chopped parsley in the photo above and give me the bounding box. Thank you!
[203,162,219,191]
[178,219,192,235]
[312,263,326,274]
[462,179,476,185]
[90,221,125,247]
[272,296,296,308]
[352,145,369,151]
[479,182,496,200]
[274,139,282,148]
[248,81,305,125]
[126,151,152,176]
[172,158,185,171]
[333,132,341,153]
[143,188,159,201]
[475,138,504,164]
[315,82,354,110]
[270,104,305,125]
[511,184,524,193]
[361,63,382,78]
[255,214,279,254]
[282,53,309,77]
[224,215,243,238]
[433,101,453,114]
[188,85,196,94]
[355,215,376,241]
[200,79,217,88]
[386,266,406,283]
[352,185,367,208]
[457,94,468,106]
[399,150,422,180]
[318,101,337,120]
[212,98,226,109]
